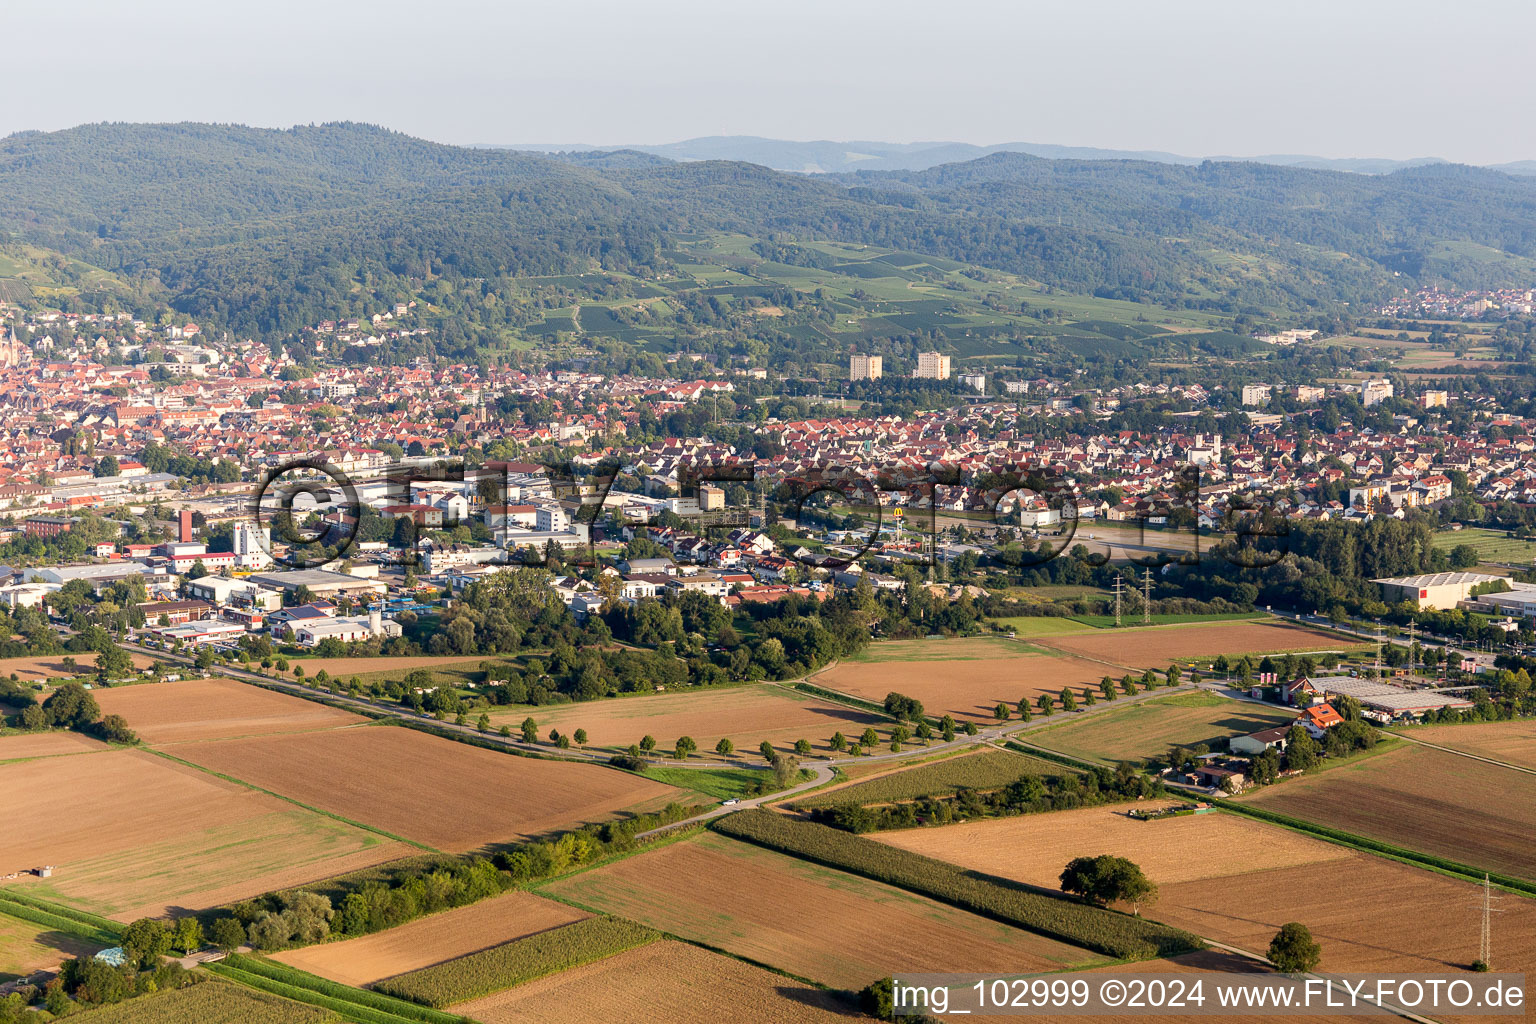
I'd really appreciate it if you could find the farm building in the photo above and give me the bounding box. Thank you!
[1302,676,1477,721]
[1230,726,1290,756]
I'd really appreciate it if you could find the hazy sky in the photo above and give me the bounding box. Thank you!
[8,0,1534,163]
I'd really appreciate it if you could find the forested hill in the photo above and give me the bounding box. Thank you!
[6,121,1536,339]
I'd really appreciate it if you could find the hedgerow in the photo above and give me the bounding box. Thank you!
[221,954,463,1024]
[711,810,1199,960]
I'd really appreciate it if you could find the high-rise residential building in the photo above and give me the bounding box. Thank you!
[958,372,987,393]
[848,353,883,381]
[1421,390,1448,409]
[1361,379,1395,407]
[913,351,951,380]
[1241,384,1272,407]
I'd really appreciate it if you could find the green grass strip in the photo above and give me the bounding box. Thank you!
[222,954,465,1024]
[201,962,428,1024]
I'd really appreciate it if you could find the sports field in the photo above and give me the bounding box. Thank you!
[166,724,684,852]
[487,682,886,756]
[452,940,855,1024]
[1238,743,1536,881]
[1,748,405,920]
[95,677,365,744]
[538,831,1106,987]
[272,891,587,987]
[1024,691,1297,766]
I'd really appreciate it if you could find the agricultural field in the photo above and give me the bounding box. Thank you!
[1,748,407,920]
[95,678,365,744]
[452,940,855,1024]
[165,723,685,852]
[375,916,658,1006]
[271,891,588,987]
[1397,720,1536,771]
[0,730,107,761]
[1431,527,1536,564]
[816,641,1113,723]
[0,910,102,981]
[872,804,1355,889]
[1238,743,1536,881]
[486,682,886,757]
[1036,619,1348,668]
[794,748,1060,809]
[1022,691,1297,767]
[870,805,1536,976]
[66,981,333,1024]
[538,831,1106,988]
[0,651,154,683]
[987,616,1099,637]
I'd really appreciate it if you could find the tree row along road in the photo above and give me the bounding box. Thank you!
[110,635,1193,824]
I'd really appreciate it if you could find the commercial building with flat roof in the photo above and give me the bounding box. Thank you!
[1373,571,1502,610]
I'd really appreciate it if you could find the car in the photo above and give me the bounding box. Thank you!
[721,798,739,806]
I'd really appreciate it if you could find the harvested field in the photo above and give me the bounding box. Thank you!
[538,831,1106,988]
[872,805,1353,888]
[1152,855,1536,977]
[1025,692,1296,767]
[1239,743,1536,881]
[873,806,1536,978]
[0,748,406,920]
[795,748,1062,809]
[1400,720,1536,771]
[0,731,107,761]
[487,682,886,756]
[95,678,365,744]
[844,636,1031,662]
[168,724,685,852]
[65,981,333,1023]
[271,891,587,987]
[0,911,102,980]
[817,649,1114,723]
[1038,620,1347,668]
[0,652,154,683]
[452,940,855,1024]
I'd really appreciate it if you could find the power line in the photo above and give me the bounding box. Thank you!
[1473,873,1504,968]
[1113,574,1124,628]
[1142,568,1153,625]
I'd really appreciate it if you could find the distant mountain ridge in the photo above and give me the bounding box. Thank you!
[500,135,1529,177]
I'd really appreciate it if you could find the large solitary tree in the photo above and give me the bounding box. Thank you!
[1059,855,1159,915]
[1268,922,1322,974]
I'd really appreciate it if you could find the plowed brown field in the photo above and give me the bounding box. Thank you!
[0,731,107,760]
[167,725,684,852]
[1040,620,1346,667]
[1399,720,1536,771]
[0,652,153,682]
[95,677,365,744]
[1239,743,1536,881]
[451,941,857,1024]
[487,683,885,756]
[867,806,1536,978]
[272,891,587,986]
[538,832,1106,988]
[817,651,1114,723]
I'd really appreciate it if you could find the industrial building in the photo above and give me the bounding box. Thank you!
[1372,570,1502,610]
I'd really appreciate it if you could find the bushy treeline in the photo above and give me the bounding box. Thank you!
[816,763,1164,833]
[211,803,703,951]
[712,810,1199,960]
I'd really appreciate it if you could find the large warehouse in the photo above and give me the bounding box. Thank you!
[1372,571,1502,610]
[244,568,388,601]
